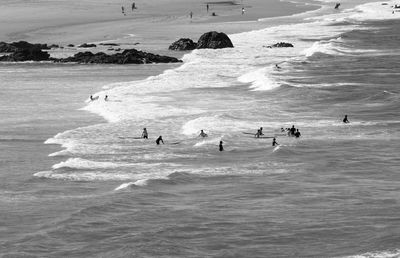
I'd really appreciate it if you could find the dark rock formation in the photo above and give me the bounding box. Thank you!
[0,47,50,61]
[265,42,294,48]
[99,43,120,46]
[56,49,182,64]
[0,41,50,53]
[78,43,97,48]
[67,44,75,47]
[196,31,233,49]
[169,38,197,51]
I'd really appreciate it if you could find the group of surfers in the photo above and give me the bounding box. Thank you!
[137,115,350,150]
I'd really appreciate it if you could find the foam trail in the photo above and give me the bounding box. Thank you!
[114,179,149,190]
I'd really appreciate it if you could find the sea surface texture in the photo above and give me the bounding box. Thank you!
[1,1,400,257]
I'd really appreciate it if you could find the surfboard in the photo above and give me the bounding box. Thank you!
[242,132,256,135]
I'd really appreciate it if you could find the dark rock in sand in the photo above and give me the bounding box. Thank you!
[56,48,182,64]
[99,43,120,46]
[169,38,197,51]
[266,42,294,48]
[196,31,233,49]
[67,44,75,47]
[0,41,50,53]
[78,43,97,48]
[0,47,50,62]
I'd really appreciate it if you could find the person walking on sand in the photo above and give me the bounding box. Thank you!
[141,128,148,139]
[156,136,164,145]
[219,141,224,151]
[343,114,350,123]
[242,7,245,15]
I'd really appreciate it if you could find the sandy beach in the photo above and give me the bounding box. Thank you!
[0,0,318,49]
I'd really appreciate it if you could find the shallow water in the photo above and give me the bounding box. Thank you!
[1,2,400,257]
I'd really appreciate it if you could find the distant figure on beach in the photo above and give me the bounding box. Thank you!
[334,3,340,9]
[272,138,279,146]
[207,4,209,12]
[199,130,208,138]
[142,128,148,139]
[275,64,281,69]
[294,129,301,138]
[242,7,245,15]
[132,2,136,11]
[190,11,193,19]
[104,95,108,101]
[343,115,350,123]
[212,12,216,16]
[219,141,224,151]
[156,136,164,145]
[121,6,125,15]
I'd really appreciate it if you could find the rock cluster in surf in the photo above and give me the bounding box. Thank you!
[169,31,234,50]
[57,49,182,64]
[0,41,182,64]
[265,42,294,48]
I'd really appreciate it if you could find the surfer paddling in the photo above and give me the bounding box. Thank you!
[199,130,208,138]
[156,136,164,145]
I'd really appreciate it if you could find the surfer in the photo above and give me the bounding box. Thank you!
[343,115,350,123]
[272,138,279,146]
[156,136,164,145]
[219,141,224,151]
[104,95,108,101]
[294,129,301,138]
[290,125,296,136]
[275,64,281,69]
[255,127,264,138]
[90,95,94,101]
[334,3,340,9]
[141,128,148,139]
[199,130,208,138]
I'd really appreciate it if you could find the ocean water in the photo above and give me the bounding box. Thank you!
[1,1,400,257]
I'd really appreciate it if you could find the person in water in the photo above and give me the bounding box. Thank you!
[199,130,208,137]
[275,64,281,69]
[290,125,296,136]
[104,95,108,101]
[219,141,224,151]
[343,115,350,123]
[294,129,301,138]
[156,136,164,145]
[272,138,279,146]
[141,128,148,139]
[255,127,264,138]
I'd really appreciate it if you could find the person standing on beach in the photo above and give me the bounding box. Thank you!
[219,141,224,151]
[132,2,136,11]
[206,4,209,12]
[242,7,245,15]
[121,6,125,15]
[343,115,350,123]
[190,11,193,19]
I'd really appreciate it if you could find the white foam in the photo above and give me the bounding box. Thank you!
[52,158,123,170]
[340,249,400,258]
[114,179,149,190]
